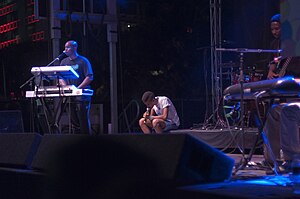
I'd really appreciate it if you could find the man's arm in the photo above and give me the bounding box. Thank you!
[77,76,93,89]
[267,63,278,79]
[59,79,67,86]
[149,107,169,121]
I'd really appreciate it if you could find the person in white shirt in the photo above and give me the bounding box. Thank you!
[139,91,180,134]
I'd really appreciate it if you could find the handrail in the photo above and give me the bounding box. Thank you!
[119,99,140,132]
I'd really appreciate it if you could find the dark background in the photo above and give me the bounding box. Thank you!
[0,0,279,133]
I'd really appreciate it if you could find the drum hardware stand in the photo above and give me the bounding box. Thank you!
[217,49,248,156]
[199,46,227,130]
[202,96,228,130]
[233,51,249,171]
[217,48,282,173]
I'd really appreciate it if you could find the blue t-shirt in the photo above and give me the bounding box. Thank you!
[60,55,93,89]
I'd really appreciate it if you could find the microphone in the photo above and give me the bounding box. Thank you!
[46,51,67,66]
[56,51,67,61]
[144,107,150,123]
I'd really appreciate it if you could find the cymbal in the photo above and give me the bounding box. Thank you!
[254,69,265,73]
[216,48,281,53]
[220,62,238,68]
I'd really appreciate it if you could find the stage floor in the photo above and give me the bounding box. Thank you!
[181,154,300,199]
[180,174,298,199]
[168,128,300,198]
[179,152,299,198]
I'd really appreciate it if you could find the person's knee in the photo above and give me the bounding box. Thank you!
[152,119,165,130]
[139,118,145,127]
[282,105,300,119]
[269,104,282,114]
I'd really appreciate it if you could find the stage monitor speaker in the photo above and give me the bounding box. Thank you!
[0,110,24,133]
[0,133,42,169]
[101,133,235,185]
[31,133,234,185]
[31,134,88,171]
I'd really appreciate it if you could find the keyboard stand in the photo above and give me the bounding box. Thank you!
[226,92,280,175]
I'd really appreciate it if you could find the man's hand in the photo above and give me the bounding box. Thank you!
[267,70,278,79]
[143,115,154,124]
[267,64,278,79]
[59,79,67,85]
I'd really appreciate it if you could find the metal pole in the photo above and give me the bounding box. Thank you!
[107,0,118,133]
[217,0,222,98]
[50,0,61,59]
[209,0,222,125]
[83,0,86,37]
[209,0,214,122]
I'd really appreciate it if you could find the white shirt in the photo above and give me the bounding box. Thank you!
[152,96,180,126]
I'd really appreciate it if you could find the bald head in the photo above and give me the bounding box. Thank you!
[64,40,79,59]
[66,40,78,48]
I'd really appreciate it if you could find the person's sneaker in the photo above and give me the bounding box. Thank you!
[277,161,292,174]
[265,160,291,175]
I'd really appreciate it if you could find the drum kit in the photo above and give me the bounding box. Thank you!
[218,48,281,128]
[221,63,264,85]
[222,62,265,127]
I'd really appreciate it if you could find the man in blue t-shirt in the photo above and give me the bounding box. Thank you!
[59,40,94,134]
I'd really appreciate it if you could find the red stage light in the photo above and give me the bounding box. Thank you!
[32,31,45,42]
[0,3,16,17]
[0,20,19,34]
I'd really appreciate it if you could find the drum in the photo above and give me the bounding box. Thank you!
[223,100,267,127]
[251,72,264,82]
[232,70,263,84]
[232,73,251,85]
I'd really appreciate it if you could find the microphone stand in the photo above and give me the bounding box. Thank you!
[47,52,67,66]
[46,58,59,66]
[234,51,248,173]
[19,75,36,89]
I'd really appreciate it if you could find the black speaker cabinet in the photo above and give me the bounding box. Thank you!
[0,110,24,133]
[31,133,234,185]
[0,133,42,169]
